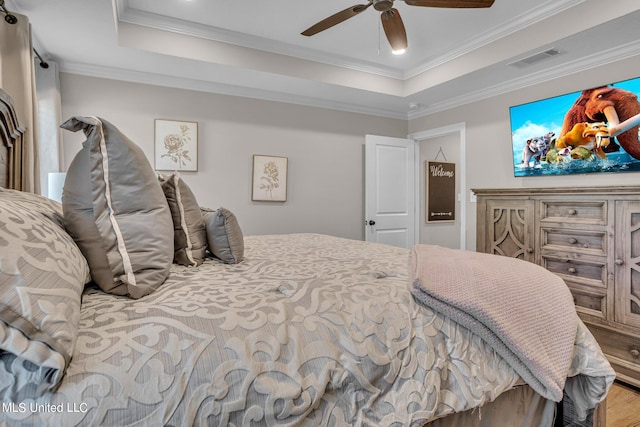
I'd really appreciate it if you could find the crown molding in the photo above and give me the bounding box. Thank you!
[407,38,640,120]
[59,36,640,123]
[115,0,584,82]
[404,0,586,78]
[58,61,409,120]
[114,0,405,80]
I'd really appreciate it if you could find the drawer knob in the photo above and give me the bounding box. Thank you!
[631,349,640,359]
[567,267,577,274]
[583,243,589,248]
[568,209,577,215]
[569,238,578,244]
[615,259,625,266]
[526,248,534,254]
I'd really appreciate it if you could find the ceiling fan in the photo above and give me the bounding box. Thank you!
[301,0,495,54]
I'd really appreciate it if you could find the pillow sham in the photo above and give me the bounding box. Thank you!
[159,172,207,266]
[61,116,174,299]
[0,189,90,401]
[202,207,244,264]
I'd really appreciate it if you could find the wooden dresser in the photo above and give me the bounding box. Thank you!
[474,186,640,388]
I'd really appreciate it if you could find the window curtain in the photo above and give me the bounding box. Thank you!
[35,61,63,197]
[0,12,40,193]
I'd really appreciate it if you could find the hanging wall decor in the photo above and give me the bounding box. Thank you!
[154,119,198,171]
[252,155,288,202]
[426,160,455,222]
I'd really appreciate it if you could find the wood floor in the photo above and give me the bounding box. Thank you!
[605,381,640,427]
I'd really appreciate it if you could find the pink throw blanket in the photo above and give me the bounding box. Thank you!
[409,244,578,401]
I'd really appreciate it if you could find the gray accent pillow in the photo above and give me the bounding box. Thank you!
[159,172,207,266]
[0,189,90,400]
[202,207,244,264]
[61,116,174,299]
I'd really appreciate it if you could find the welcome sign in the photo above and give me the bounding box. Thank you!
[426,161,455,222]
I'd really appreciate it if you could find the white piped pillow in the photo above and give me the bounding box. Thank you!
[61,116,174,298]
[159,172,207,266]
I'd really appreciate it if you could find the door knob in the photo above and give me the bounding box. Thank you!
[368,220,376,226]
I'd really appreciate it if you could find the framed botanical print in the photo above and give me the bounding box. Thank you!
[252,155,288,202]
[154,119,198,171]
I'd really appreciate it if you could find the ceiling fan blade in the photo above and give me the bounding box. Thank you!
[404,0,494,8]
[381,9,408,53]
[301,3,372,36]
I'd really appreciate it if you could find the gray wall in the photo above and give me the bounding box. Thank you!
[60,53,640,247]
[59,73,408,240]
[409,54,640,251]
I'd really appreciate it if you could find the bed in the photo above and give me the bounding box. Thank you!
[0,116,615,426]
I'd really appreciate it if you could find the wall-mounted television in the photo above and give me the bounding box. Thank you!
[510,76,640,177]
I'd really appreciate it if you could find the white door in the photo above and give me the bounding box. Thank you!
[365,135,416,248]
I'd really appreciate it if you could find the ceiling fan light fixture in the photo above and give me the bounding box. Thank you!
[373,0,394,11]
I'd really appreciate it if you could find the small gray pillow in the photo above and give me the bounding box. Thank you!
[202,207,244,264]
[61,116,174,299]
[159,172,207,266]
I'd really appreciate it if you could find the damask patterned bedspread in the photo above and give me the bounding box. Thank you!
[1,234,612,426]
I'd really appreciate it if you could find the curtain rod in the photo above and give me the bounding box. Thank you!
[1,1,50,69]
[33,48,49,69]
[0,0,17,24]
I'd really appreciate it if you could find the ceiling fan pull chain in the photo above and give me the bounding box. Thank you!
[377,19,381,55]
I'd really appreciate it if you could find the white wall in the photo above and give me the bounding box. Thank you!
[409,54,640,251]
[59,73,408,240]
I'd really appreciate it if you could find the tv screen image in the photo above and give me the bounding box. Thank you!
[509,76,640,177]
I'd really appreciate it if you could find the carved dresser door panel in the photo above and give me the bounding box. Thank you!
[485,199,535,262]
[615,201,640,329]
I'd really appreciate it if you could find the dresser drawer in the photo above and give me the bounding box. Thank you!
[541,255,606,288]
[539,200,607,225]
[587,323,640,386]
[569,286,607,319]
[541,228,607,256]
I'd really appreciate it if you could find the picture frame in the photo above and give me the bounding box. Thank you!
[154,119,198,171]
[252,155,288,202]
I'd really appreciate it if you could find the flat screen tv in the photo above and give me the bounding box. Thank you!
[510,76,640,177]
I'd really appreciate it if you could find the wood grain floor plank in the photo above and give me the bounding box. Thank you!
[606,382,640,427]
